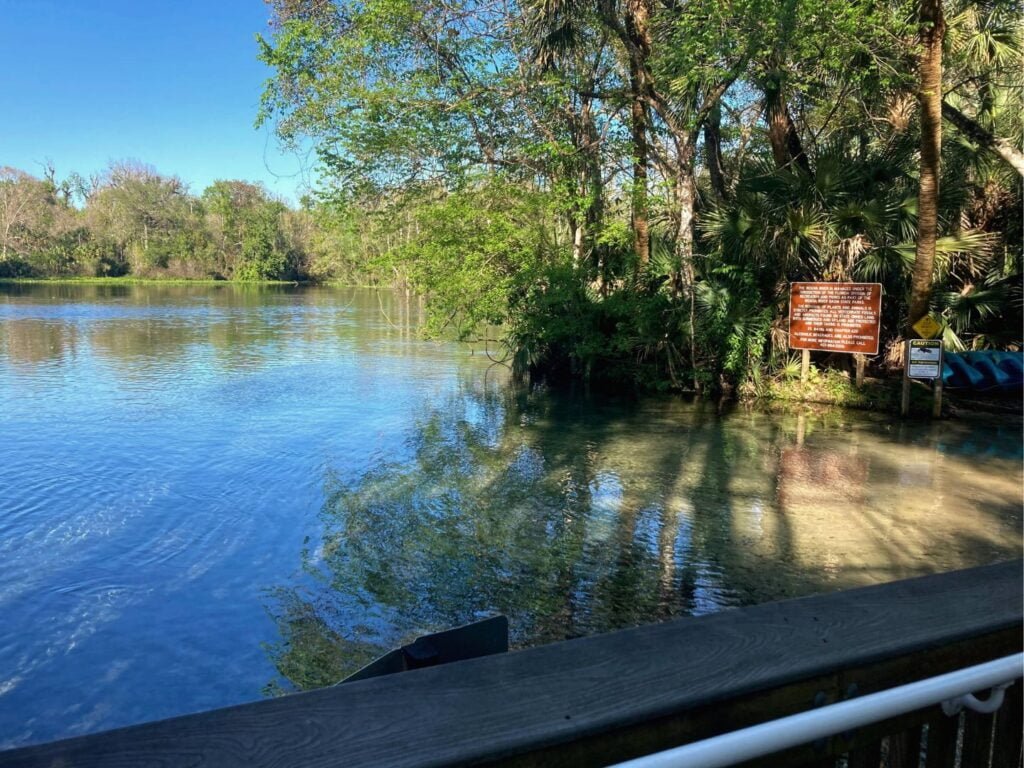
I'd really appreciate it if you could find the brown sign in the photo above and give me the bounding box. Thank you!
[789,282,882,355]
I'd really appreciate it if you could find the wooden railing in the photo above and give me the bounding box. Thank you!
[1,560,1021,768]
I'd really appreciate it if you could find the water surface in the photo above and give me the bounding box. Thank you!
[0,283,1020,747]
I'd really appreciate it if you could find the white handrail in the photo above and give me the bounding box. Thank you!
[610,653,1023,768]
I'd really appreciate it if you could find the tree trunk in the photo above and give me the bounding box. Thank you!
[908,0,945,333]
[618,0,652,269]
[630,86,650,268]
[597,0,653,269]
[676,156,696,268]
[704,101,728,201]
[941,100,1024,178]
[581,97,605,271]
[675,144,699,390]
[764,76,812,176]
[570,212,584,269]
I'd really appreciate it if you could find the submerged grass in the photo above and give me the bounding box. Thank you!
[758,367,919,413]
[757,365,1022,418]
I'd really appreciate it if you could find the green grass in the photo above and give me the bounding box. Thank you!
[756,366,930,413]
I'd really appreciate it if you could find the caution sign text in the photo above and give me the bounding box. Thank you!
[907,339,943,379]
[789,282,882,355]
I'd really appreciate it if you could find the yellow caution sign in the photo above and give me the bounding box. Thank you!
[912,314,942,339]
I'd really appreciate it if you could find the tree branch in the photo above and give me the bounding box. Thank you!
[941,101,1024,178]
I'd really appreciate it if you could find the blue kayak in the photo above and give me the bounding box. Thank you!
[943,351,1023,392]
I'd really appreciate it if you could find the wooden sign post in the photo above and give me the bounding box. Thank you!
[902,337,944,417]
[789,283,882,387]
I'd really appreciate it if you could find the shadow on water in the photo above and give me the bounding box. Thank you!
[0,281,1017,742]
[262,383,1023,695]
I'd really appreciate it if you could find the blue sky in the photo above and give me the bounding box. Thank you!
[0,0,312,204]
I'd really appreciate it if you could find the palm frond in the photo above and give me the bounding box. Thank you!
[853,246,913,281]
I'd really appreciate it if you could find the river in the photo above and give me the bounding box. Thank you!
[0,282,1020,747]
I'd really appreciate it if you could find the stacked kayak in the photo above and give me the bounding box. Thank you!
[943,351,1024,393]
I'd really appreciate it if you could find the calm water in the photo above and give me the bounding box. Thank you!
[0,283,1020,747]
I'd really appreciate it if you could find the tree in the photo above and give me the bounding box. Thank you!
[523,0,618,272]
[203,180,294,280]
[236,202,290,280]
[908,0,946,332]
[940,1,1024,177]
[257,0,522,192]
[942,101,1024,176]
[86,161,195,273]
[0,168,54,261]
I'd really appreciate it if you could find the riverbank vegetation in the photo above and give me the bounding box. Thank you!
[4,0,1020,394]
[254,0,1022,394]
[0,163,316,281]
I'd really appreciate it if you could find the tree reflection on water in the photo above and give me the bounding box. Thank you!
[263,383,1023,694]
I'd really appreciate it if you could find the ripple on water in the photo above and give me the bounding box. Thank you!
[0,284,1019,749]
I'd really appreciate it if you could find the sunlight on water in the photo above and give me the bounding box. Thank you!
[0,283,1020,747]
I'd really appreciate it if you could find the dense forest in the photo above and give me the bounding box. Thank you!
[0,162,316,281]
[2,0,1021,393]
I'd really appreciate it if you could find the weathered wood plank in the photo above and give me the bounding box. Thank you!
[923,716,960,768]
[992,680,1023,768]
[848,740,883,768]
[962,710,996,768]
[886,726,922,768]
[526,631,1019,768]
[1,561,1020,768]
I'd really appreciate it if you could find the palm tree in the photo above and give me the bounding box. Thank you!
[908,0,946,333]
[941,0,1024,177]
[524,0,653,268]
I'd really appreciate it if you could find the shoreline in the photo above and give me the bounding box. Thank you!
[0,277,384,288]
[0,277,312,286]
[3,279,1020,419]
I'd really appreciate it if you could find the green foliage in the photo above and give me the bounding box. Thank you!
[236,204,290,281]
[376,179,552,339]
[701,133,1020,371]
[761,367,902,411]
[695,277,774,383]
[506,264,687,390]
[0,163,311,282]
[257,0,519,193]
